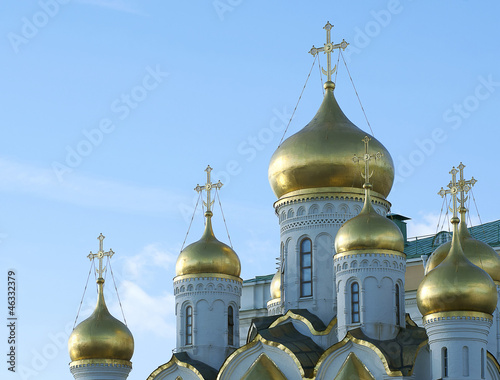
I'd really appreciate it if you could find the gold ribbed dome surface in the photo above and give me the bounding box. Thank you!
[335,185,404,254]
[270,271,281,300]
[175,212,241,277]
[68,278,134,362]
[268,82,395,199]
[426,214,500,282]
[417,218,497,316]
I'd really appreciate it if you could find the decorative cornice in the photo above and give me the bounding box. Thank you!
[146,354,204,380]
[70,358,132,369]
[334,250,406,260]
[423,311,493,324]
[174,273,242,283]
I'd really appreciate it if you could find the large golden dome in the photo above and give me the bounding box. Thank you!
[425,211,500,282]
[417,218,497,317]
[268,81,395,199]
[270,270,281,300]
[335,184,404,254]
[68,278,134,362]
[175,211,241,277]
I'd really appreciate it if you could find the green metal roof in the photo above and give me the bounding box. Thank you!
[243,274,274,284]
[405,219,500,259]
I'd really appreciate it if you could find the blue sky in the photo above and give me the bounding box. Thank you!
[1,1,499,379]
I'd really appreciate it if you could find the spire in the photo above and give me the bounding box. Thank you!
[309,21,348,84]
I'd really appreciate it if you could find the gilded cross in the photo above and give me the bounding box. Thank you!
[194,165,223,213]
[309,21,349,82]
[456,162,477,211]
[87,233,115,279]
[353,136,382,184]
[438,167,460,219]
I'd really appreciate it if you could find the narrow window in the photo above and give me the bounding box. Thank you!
[442,347,448,377]
[351,282,360,323]
[228,306,234,346]
[481,348,485,378]
[462,346,469,376]
[395,284,400,325]
[185,306,193,345]
[300,238,312,297]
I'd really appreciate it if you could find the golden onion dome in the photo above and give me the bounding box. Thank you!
[417,217,497,317]
[268,81,395,200]
[425,210,500,283]
[335,184,404,254]
[175,211,241,277]
[270,271,281,300]
[68,278,134,362]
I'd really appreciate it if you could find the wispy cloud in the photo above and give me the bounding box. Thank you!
[122,243,177,283]
[407,211,482,238]
[111,280,175,338]
[75,0,147,15]
[0,158,186,215]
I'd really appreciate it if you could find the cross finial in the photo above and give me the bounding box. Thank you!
[194,165,223,214]
[353,136,382,186]
[87,233,115,279]
[309,21,349,82]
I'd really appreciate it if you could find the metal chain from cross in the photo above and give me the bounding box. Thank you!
[87,233,115,279]
[309,21,349,82]
[194,165,223,214]
[438,167,460,219]
[353,136,382,185]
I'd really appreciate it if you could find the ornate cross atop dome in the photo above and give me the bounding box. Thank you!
[438,167,462,220]
[87,233,115,279]
[195,165,223,214]
[309,21,349,82]
[353,136,382,186]
[456,162,477,211]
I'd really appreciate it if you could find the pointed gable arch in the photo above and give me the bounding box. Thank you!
[334,353,375,380]
[241,353,287,380]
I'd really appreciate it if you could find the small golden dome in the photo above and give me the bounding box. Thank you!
[268,82,395,199]
[68,278,134,362]
[335,185,404,254]
[175,212,241,277]
[425,212,500,283]
[417,217,497,316]
[270,271,281,300]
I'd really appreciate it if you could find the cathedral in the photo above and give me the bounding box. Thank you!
[66,23,500,380]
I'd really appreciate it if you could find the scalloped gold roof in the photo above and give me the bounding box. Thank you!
[175,212,241,277]
[68,278,134,362]
[268,82,394,199]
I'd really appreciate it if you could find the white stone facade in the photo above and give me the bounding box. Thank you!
[334,251,406,341]
[173,274,242,370]
[424,313,492,380]
[275,191,390,325]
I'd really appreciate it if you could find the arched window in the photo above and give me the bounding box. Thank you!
[228,306,234,346]
[462,346,469,376]
[395,284,400,325]
[300,238,312,297]
[351,282,360,323]
[442,347,448,377]
[185,306,193,345]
